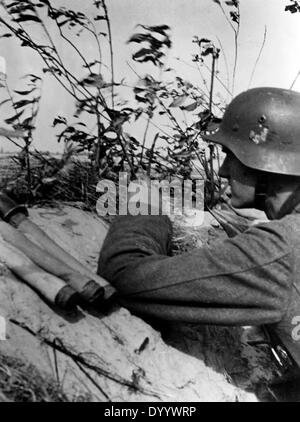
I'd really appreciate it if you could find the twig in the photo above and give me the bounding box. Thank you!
[290,69,300,90]
[4,80,24,127]
[126,61,186,135]
[53,339,60,385]
[55,21,92,73]
[102,0,114,109]
[232,3,240,95]
[0,9,107,110]
[74,359,111,401]
[215,1,240,95]
[85,18,103,75]
[209,53,217,114]
[119,133,136,178]
[158,99,185,135]
[195,62,210,96]
[147,133,159,177]
[140,116,150,165]
[174,57,231,108]
[0,16,80,101]
[33,5,77,99]
[247,25,267,89]
[218,1,236,32]
[216,36,231,100]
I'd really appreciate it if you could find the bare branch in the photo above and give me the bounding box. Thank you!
[102,0,115,109]
[290,69,300,89]
[247,25,267,89]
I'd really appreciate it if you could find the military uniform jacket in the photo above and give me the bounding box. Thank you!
[98,213,300,368]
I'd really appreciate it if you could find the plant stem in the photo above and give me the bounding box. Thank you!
[24,136,32,200]
[209,143,214,205]
[209,54,217,114]
[140,116,150,165]
[147,133,159,177]
[216,36,231,100]
[231,3,240,95]
[290,70,300,90]
[247,25,267,89]
[102,0,114,109]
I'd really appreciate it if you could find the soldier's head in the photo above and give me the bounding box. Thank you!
[203,87,300,219]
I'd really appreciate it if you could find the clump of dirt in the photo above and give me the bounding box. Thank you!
[0,352,68,402]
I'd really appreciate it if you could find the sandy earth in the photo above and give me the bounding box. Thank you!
[0,205,277,401]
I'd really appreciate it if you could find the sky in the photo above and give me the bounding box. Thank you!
[0,0,300,152]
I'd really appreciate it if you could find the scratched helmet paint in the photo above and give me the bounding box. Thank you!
[203,87,300,176]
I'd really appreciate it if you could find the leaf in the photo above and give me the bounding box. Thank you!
[14,99,35,109]
[20,116,35,130]
[43,67,62,76]
[83,60,101,69]
[182,101,199,112]
[21,40,31,47]
[94,0,102,9]
[9,4,35,14]
[80,73,105,88]
[139,24,170,36]
[6,1,21,8]
[102,82,120,89]
[132,48,153,60]
[38,0,51,5]
[0,99,11,109]
[31,108,39,120]
[14,15,42,23]
[57,18,70,27]
[14,88,36,95]
[0,33,13,38]
[53,116,67,127]
[127,33,149,44]
[230,10,239,23]
[169,95,188,108]
[94,15,106,21]
[199,38,211,44]
[5,110,24,124]
[201,46,214,56]
[22,73,41,83]
[285,3,300,13]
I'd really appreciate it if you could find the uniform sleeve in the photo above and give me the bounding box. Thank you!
[98,215,293,326]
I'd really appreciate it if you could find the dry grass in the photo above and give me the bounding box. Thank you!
[0,352,68,402]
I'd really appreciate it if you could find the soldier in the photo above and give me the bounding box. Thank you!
[98,87,300,398]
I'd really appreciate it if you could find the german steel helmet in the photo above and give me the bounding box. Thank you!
[203,87,300,176]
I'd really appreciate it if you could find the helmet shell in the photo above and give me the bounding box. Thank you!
[203,87,300,176]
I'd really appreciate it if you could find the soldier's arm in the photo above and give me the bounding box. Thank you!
[98,215,293,326]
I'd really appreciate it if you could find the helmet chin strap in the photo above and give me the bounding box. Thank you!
[254,172,268,211]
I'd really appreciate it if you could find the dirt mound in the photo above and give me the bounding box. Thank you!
[0,205,274,401]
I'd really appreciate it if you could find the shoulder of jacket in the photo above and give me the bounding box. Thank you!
[248,213,300,241]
